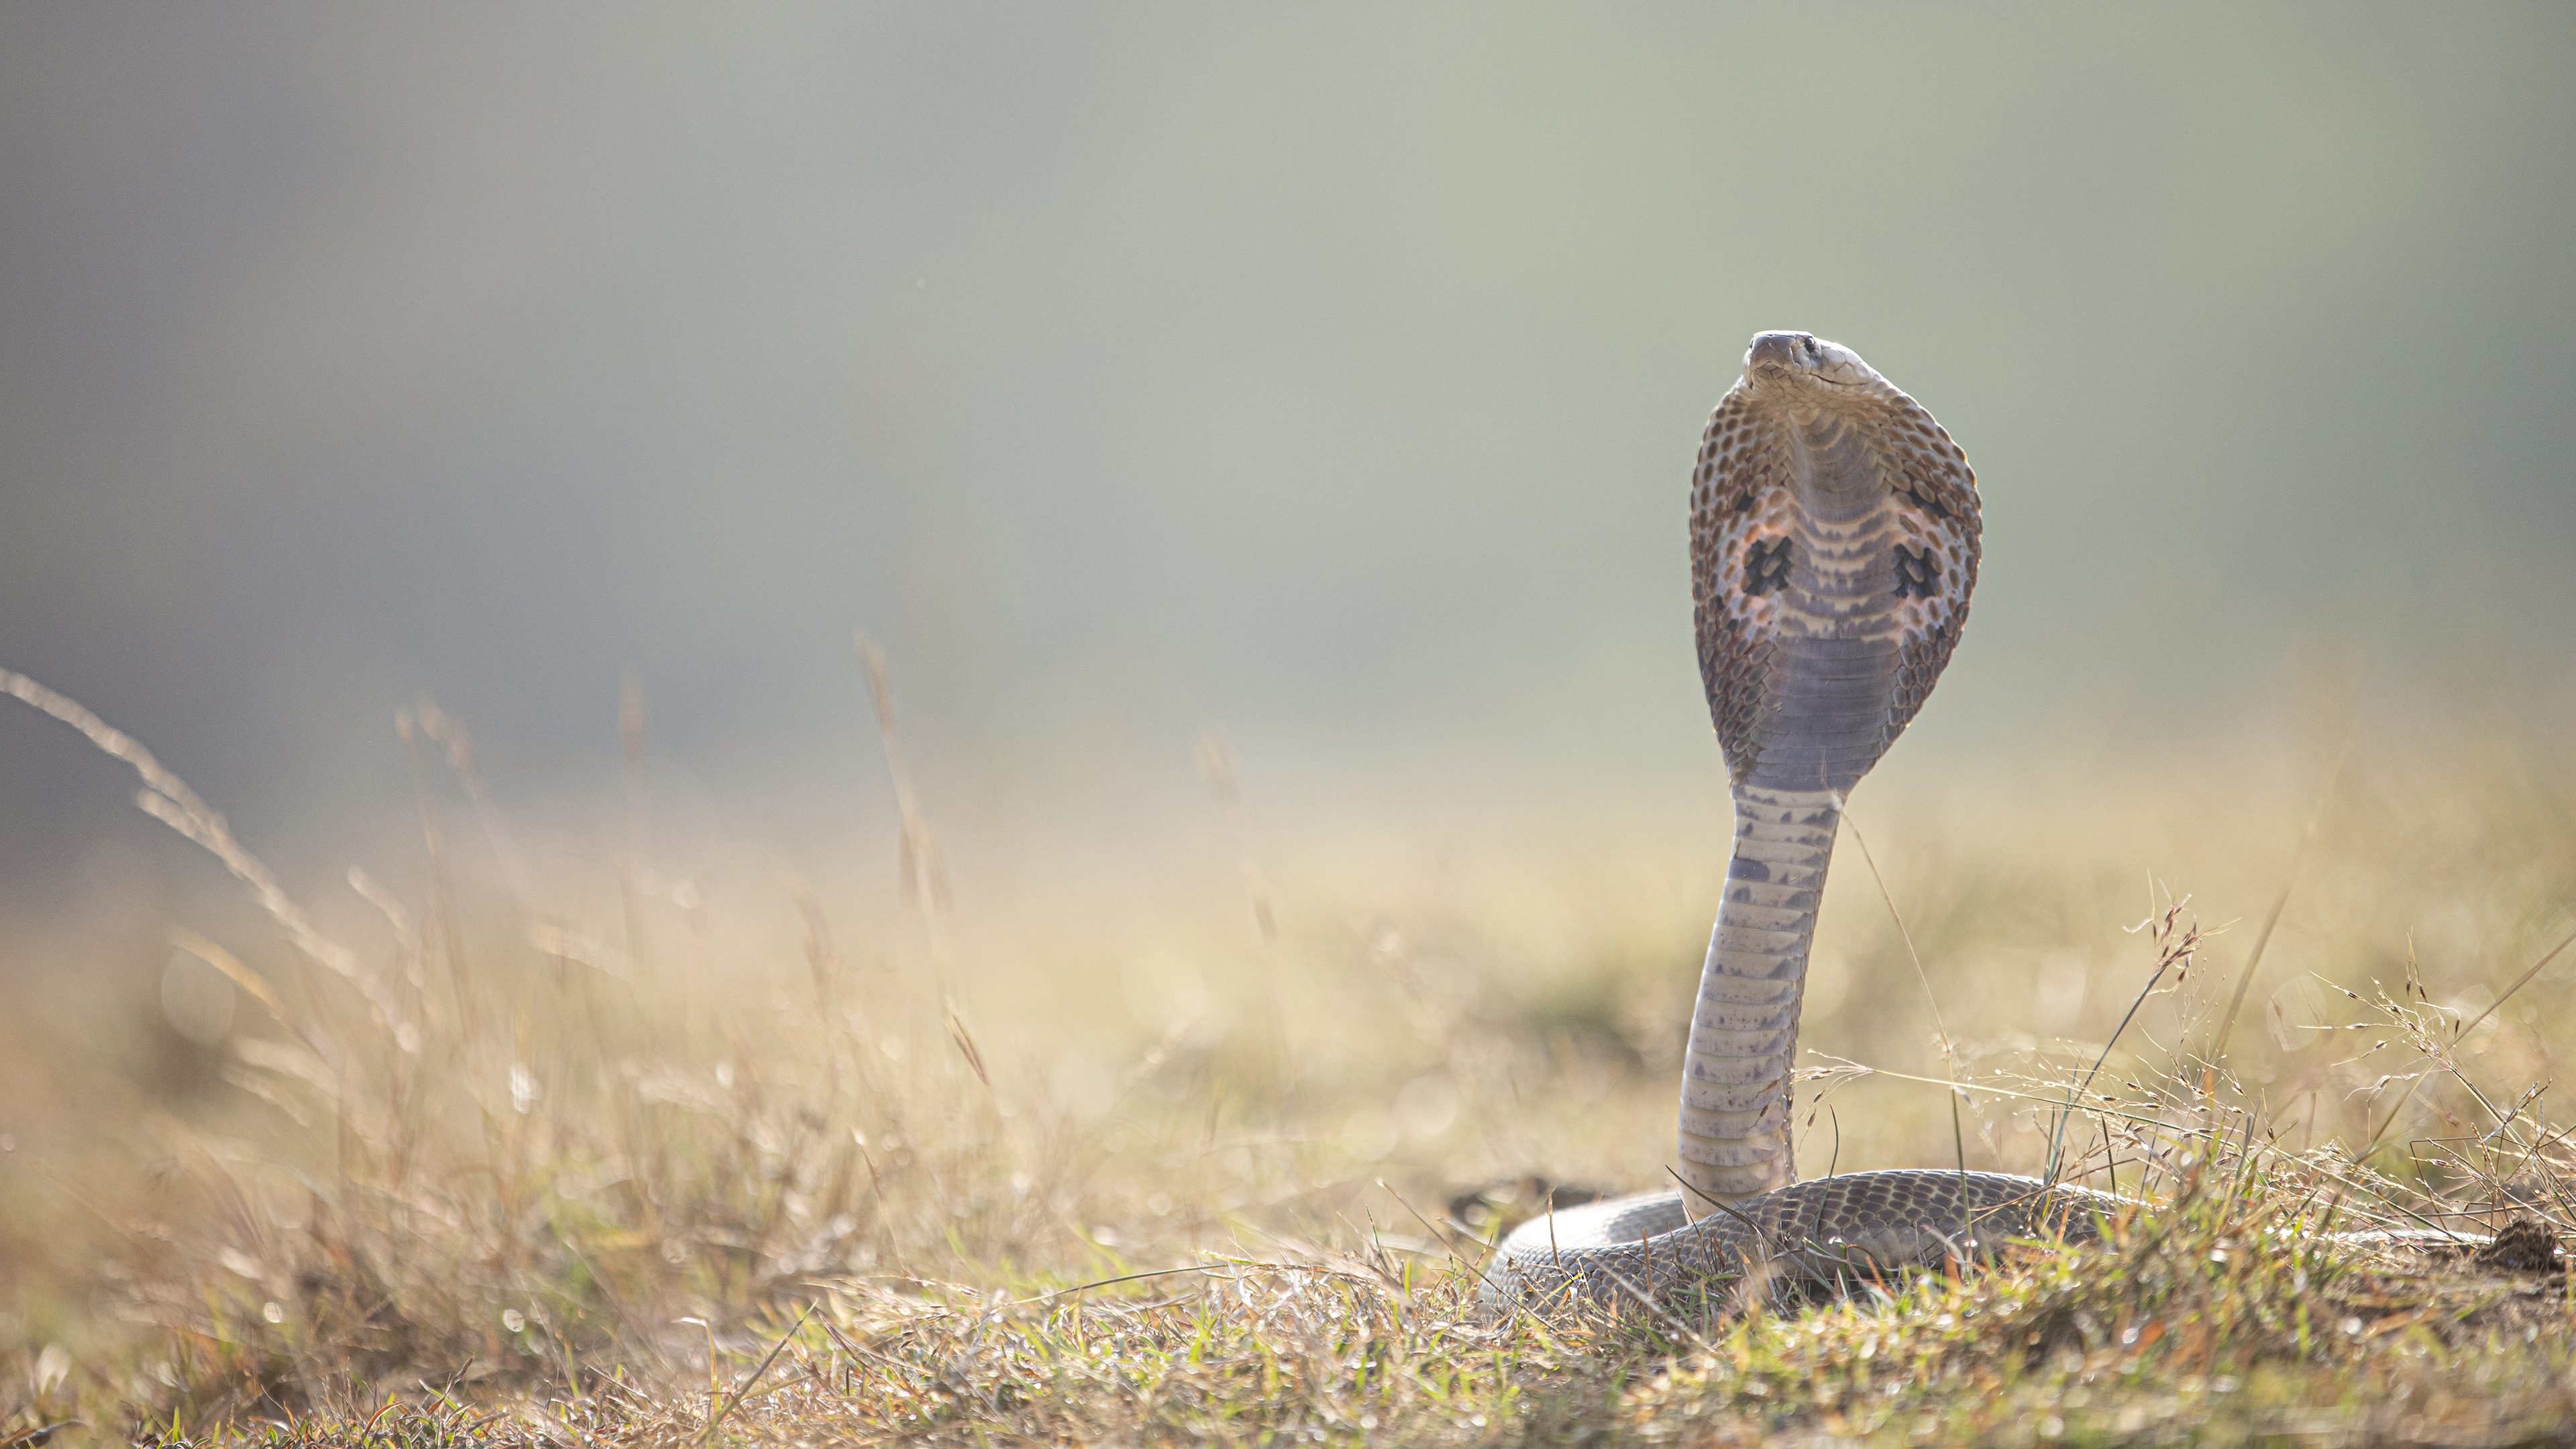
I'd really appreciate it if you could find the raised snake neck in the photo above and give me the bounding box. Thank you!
[1486,332,2485,1316]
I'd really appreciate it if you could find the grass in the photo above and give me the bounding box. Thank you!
[4,665,2576,1446]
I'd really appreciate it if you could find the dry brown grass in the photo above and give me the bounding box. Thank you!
[4,666,2576,1446]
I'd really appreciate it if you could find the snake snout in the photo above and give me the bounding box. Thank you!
[1746,331,1814,372]
[1746,331,1870,391]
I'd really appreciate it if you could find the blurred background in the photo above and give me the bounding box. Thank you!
[5,6,2576,1409]
[4,2,2572,893]
[2,3,2575,1081]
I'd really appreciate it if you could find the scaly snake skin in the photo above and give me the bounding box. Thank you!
[1485,333,2479,1315]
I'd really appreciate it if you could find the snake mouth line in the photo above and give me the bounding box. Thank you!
[1747,365,1861,391]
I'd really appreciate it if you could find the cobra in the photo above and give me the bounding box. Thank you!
[1484,332,2480,1313]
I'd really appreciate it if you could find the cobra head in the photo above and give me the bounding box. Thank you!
[1740,331,1902,413]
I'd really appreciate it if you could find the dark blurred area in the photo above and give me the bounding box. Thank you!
[1,3,2571,913]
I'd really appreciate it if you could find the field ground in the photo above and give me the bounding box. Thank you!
[5,680,2576,1446]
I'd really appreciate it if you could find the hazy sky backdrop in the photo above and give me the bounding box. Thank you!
[2,3,2572,896]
